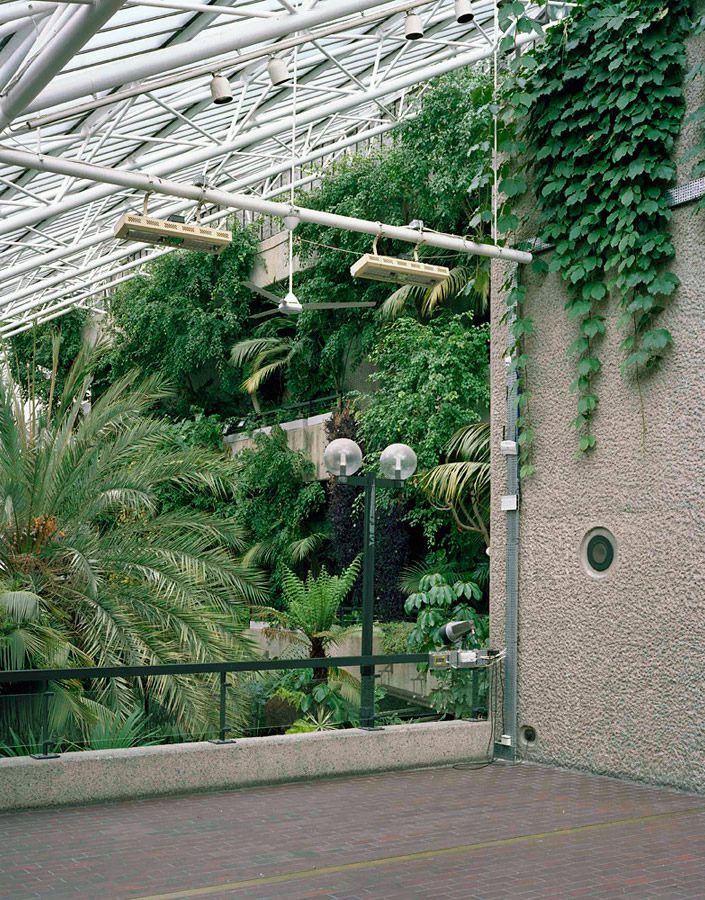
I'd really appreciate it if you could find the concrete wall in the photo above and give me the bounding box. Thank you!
[225,412,332,481]
[490,26,705,792]
[0,721,491,812]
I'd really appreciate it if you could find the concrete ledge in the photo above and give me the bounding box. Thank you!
[0,720,490,812]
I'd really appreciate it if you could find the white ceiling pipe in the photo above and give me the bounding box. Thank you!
[1,251,159,324]
[0,25,41,92]
[13,0,432,133]
[0,169,329,326]
[0,38,531,239]
[0,137,382,311]
[0,0,127,131]
[22,0,434,116]
[0,2,57,25]
[0,10,51,40]
[0,119,399,285]
[0,146,533,263]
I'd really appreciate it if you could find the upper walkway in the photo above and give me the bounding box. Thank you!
[1,762,704,899]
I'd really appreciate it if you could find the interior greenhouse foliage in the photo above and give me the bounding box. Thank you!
[2,0,695,750]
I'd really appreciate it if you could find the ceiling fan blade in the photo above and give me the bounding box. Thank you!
[300,302,377,310]
[248,308,281,320]
[244,280,281,305]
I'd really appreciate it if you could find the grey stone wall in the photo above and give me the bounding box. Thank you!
[490,25,705,792]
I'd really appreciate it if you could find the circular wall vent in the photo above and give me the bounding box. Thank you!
[581,527,617,578]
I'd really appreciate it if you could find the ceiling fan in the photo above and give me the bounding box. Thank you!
[246,281,376,319]
[246,49,375,322]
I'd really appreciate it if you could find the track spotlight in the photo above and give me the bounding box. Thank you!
[267,55,289,86]
[210,74,233,105]
[454,0,474,24]
[404,12,424,40]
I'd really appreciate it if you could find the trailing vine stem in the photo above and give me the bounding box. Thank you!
[498,0,691,456]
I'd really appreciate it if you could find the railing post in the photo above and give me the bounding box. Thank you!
[31,681,59,759]
[208,671,236,745]
[359,471,378,730]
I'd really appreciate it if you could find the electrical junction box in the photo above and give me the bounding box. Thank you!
[350,253,450,287]
[429,649,494,670]
[500,440,517,456]
[499,734,513,746]
[501,494,518,511]
[114,213,232,254]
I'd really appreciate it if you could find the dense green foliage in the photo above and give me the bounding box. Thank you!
[0,348,266,748]
[404,573,488,719]
[230,427,328,605]
[359,314,489,548]
[8,309,87,403]
[108,223,258,418]
[502,0,690,459]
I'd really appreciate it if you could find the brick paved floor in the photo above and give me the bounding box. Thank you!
[1,762,704,899]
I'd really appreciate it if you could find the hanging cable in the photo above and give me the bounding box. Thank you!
[492,0,499,245]
[288,43,298,298]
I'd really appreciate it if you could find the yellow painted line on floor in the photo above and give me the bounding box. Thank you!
[134,804,705,900]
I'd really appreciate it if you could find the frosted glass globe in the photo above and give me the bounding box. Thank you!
[379,443,417,480]
[324,438,362,477]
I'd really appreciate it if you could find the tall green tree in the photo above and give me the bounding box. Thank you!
[108,223,259,418]
[0,345,266,740]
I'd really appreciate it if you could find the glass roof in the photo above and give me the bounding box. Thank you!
[0,0,551,336]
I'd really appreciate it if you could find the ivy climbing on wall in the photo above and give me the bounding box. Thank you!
[501,0,691,458]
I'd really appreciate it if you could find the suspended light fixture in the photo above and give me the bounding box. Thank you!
[283,211,301,231]
[210,73,233,105]
[404,11,424,39]
[454,0,474,24]
[267,55,289,86]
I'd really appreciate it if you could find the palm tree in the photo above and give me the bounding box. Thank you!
[264,558,361,683]
[378,262,490,322]
[418,421,490,545]
[0,343,267,741]
[230,333,295,411]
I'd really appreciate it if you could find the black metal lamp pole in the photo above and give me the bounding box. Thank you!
[341,472,406,730]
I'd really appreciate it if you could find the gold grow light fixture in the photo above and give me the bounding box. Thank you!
[114,193,232,255]
[350,232,449,287]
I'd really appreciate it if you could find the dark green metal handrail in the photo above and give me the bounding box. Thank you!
[0,653,427,685]
[0,653,432,756]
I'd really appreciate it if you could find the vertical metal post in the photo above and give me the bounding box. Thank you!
[359,471,377,729]
[502,264,521,758]
[209,671,236,744]
[218,671,227,741]
[31,681,59,759]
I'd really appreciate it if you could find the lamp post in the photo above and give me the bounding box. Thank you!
[324,439,417,729]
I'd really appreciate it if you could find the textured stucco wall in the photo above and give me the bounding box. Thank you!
[490,25,705,792]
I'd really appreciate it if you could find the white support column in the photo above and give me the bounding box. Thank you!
[0,0,126,131]
[0,146,533,263]
[0,39,538,239]
[22,0,434,115]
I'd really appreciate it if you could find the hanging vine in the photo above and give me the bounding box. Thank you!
[500,0,691,456]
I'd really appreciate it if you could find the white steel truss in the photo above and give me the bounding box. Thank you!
[0,0,558,335]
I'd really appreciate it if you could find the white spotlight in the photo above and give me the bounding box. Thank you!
[267,55,289,86]
[404,12,424,40]
[455,0,474,24]
[283,213,301,231]
[210,74,233,105]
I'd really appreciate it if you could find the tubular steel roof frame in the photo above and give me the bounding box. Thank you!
[0,0,553,335]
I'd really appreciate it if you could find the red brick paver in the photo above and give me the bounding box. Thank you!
[0,762,704,899]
